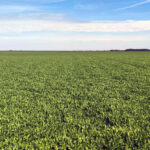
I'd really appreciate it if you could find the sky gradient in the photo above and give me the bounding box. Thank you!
[0,0,150,50]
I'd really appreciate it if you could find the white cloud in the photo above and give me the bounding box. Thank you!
[0,34,149,50]
[0,34,148,41]
[0,20,150,33]
[117,0,150,10]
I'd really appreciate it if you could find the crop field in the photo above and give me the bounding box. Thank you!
[0,51,150,149]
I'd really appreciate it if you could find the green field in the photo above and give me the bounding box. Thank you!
[0,52,150,149]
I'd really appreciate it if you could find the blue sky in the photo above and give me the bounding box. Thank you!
[0,0,150,50]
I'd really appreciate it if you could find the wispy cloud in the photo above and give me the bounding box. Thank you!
[0,5,36,13]
[0,13,66,21]
[0,20,150,33]
[117,0,150,10]
[0,0,65,12]
[0,0,65,4]
[76,4,98,10]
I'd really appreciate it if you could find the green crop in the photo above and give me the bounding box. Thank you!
[0,52,150,149]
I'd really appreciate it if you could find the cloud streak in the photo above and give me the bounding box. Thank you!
[0,13,66,21]
[0,34,148,41]
[0,33,149,51]
[0,20,150,33]
[117,0,150,10]
[0,0,65,4]
[0,5,36,13]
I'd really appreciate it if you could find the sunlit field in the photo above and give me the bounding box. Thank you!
[0,52,150,149]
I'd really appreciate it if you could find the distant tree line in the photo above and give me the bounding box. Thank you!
[110,49,150,52]
[125,49,150,51]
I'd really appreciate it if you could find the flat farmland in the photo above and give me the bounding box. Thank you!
[0,52,150,149]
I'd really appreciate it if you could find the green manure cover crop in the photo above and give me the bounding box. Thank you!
[0,52,149,149]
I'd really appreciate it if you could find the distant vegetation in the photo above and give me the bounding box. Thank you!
[7,48,150,52]
[125,49,150,51]
[110,49,150,52]
[0,52,149,149]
